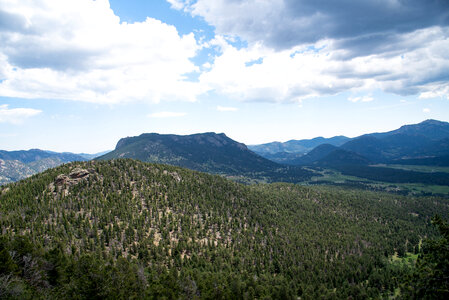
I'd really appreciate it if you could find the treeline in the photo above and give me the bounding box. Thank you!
[1,159,448,298]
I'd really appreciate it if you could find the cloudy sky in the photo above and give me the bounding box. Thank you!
[1,0,448,153]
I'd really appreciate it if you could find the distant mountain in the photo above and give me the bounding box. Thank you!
[97,132,314,183]
[0,149,84,164]
[315,149,371,167]
[259,151,305,164]
[339,120,449,163]
[255,119,449,168]
[77,150,112,160]
[0,159,36,185]
[0,149,87,185]
[370,119,449,141]
[99,132,278,174]
[339,135,388,162]
[248,136,350,155]
[285,144,339,166]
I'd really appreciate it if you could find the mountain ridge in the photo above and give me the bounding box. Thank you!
[0,149,96,185]
[248,135,350,155]
[253,119,449,166]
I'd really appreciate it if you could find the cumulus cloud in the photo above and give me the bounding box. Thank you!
[217,105,238,112]
[169,0,449,102]
[0,104,42,124]
[197,32,449,102]
[0,0,205,104]
[148,111,187,118]
[1,0,448,105]
[177,0,449,53]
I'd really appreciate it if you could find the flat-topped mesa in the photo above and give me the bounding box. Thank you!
[98,132,275,175]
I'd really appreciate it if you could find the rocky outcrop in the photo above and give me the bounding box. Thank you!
[54,167,92,186]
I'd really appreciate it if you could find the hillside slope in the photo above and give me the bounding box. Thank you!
[1,159,448,298]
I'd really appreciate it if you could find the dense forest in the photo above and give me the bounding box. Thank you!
[0,159,448,298]
[331,164,449,186]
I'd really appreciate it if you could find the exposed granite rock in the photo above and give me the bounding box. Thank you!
[51,167,94,196]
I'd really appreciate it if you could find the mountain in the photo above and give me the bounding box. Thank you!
[0,159,36,185]
[339,135,387,162]
[370,119,449,141]
[1,159,447,298]
[339,120,449,163]
[0,149,87,185]
[315,149,371,167]
[248,136,350,155]
[97,132,312,180]
[252,119,449,166]
[258,151,305,164]
[0,149,85,163]
[77,150,112,160]
[287,143,339,165]
[391,154,449,167]
[415,137,449,157]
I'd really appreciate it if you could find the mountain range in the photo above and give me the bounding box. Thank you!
[0,149,106,185]
[252,119,449,167]
[248,135,350,155]
[2,119,449,188]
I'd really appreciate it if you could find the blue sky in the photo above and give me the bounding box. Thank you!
[0,0,448,153]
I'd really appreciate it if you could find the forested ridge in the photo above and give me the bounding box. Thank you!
[0,159,448,299]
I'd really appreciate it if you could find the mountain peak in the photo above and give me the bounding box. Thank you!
[420,119,445,125]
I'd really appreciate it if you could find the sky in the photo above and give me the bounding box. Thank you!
[0,0,448,153]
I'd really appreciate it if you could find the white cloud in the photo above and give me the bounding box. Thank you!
[0,104,42,124]
[197,27,449,102]
[423,108,431,113]
[0,0,205,104]
[181,0,449,53]
[348,95,374,103]
[217,105,238,112]
[148,111,187,118]
[166,0,186,10]
[419,84,449,100]
[168,0,449,102]
[1,0,448,106]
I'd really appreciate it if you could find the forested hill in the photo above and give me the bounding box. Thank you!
[1,159,448,298]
